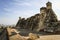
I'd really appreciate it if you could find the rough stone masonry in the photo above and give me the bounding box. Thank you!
[16,2,60,33]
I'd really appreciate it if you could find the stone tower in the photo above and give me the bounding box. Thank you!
[37,7,47,32]
[37,2,58,32]
[46,1,52,9]
[19,17,21,20]
[40,7,47,14]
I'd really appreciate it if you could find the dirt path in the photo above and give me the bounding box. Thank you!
[37,35,60,40]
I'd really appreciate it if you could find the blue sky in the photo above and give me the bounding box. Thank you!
[0,0,60,25]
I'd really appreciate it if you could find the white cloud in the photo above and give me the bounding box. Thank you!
[16,2,31,6]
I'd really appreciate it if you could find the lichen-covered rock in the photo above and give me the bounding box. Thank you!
[28,33,39,40]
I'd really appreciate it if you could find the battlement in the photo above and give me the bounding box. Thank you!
[40,2,52,13]
[40,7,47,13]
[46,2,52,6]
[46,1,52,9]
[40,7,47,11]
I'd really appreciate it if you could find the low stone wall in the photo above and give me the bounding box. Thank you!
[0,28,9,40]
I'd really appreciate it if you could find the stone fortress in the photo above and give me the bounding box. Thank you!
[16,2,60,33]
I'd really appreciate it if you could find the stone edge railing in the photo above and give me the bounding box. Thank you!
[0,28,9,40]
